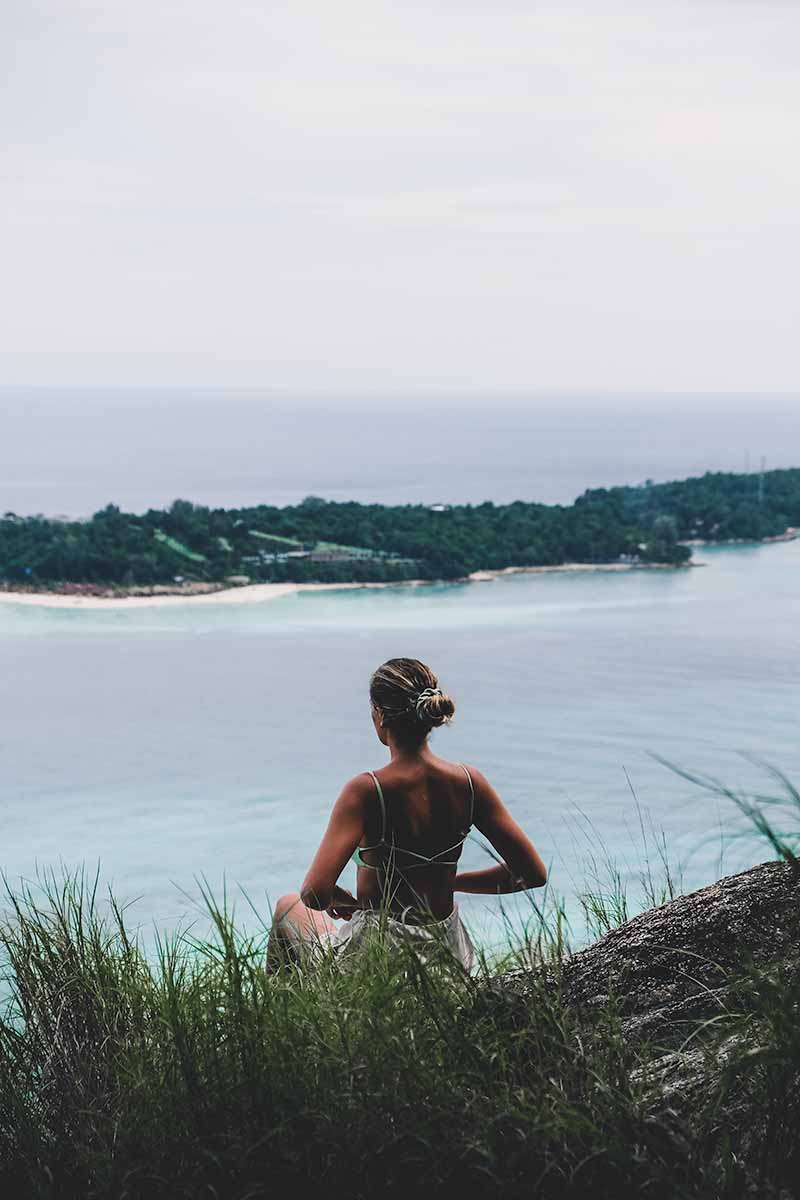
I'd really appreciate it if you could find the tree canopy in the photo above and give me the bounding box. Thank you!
[2,467,798,589]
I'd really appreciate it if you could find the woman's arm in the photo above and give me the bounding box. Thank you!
[454,766,547,895]
[299,776,367,912]
[456,863,535,895]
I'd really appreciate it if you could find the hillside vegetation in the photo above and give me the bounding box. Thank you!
[1,468,798,588]
[0,855,797,1198]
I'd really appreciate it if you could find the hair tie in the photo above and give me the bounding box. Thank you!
[414,686,441,715]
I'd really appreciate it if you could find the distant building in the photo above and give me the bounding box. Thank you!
[428,503,451,513]
[309,545,375,563]
[309,549,354,564]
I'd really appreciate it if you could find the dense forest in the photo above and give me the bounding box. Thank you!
[1,468,798,589]
[578,466,800,542]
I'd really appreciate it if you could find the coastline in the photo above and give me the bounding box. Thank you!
[682,526,798,547]
[0,580,409,610]
[0,560,695,610]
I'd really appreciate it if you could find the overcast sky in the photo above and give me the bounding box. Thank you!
[2,0,798,391]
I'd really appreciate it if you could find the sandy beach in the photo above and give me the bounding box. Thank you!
[0,561,695,610]
[0,579,418,610]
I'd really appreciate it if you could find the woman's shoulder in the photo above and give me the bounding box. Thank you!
[458,761,489,785]
[430,752,484,776]
[337,772,381,804]
[364,757,490,792]
[424,755,491,790]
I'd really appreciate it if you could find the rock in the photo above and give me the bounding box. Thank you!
[487,861,800,1190]
[559,860,799,1044]
[497,860,800,1047]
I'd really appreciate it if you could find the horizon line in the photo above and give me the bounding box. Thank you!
[2,385,799,398]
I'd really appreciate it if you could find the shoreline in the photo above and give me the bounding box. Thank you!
[682,526,798,547]
[0,560,696,610]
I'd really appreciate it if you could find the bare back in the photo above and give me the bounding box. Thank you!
[355,753,474,920]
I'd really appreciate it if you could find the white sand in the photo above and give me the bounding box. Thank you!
[0,561,691,610]
[0,582,296,609]
[0,579,429,610]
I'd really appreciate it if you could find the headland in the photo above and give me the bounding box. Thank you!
[1,466,797,607]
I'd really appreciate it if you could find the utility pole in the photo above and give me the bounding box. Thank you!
[758,456,766,506]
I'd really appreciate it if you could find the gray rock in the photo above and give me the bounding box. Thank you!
[497,860,799,1046]
[559,859,799,1044]
[488,861,800,1191]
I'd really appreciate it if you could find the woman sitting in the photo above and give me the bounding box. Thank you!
[267,657,547,970]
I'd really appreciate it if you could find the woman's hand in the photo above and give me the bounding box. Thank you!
[326,885,359,921]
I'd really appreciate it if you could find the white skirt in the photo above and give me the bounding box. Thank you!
[315,904,475,972]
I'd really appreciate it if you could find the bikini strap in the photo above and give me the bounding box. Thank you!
[366,770,387,844]
[459,763,475,828]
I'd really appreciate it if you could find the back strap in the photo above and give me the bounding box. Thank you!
[459,763,475,827]
[366,770,387,843]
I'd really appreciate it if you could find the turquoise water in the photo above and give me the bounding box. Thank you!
[2,541,798,947]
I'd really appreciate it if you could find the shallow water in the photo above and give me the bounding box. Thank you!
[2,540,798,948]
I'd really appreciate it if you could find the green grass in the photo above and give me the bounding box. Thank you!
[247,530,304,547]
[0,877,669,1199]
[0,776,798,1199]
[153,530,207,563]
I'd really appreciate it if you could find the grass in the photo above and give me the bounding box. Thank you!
[0,773,798,1199]
[153,530,208,563]
[247,530,304,547]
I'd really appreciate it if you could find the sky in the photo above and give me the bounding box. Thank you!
[2,0,799,392]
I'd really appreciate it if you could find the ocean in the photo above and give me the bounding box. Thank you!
[1,390,798,947]
[2,388,799,515]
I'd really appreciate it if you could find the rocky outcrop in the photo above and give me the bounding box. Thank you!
[558,859,800,1044]
[493,859,800,1176]
[495,861,799,1047]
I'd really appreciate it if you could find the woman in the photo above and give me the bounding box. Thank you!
[268,657,547,969]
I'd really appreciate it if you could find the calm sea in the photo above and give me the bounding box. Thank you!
[1,388,799,515]
[1,391,798,947]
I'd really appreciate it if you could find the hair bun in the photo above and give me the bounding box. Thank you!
[416,688,455,728]
[369,658,455,742]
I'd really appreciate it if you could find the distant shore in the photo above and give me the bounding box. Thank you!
[682,526,798,547]
[8,532,799,611]
[0,560,699,610]
[0,580,398,610]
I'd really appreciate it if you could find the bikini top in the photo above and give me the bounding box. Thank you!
[351,764,475,872]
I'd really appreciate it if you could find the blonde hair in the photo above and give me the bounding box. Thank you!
[370,658,455,741]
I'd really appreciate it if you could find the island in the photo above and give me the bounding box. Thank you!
[1,467,798,598]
